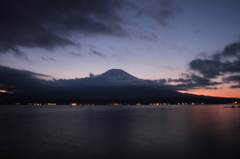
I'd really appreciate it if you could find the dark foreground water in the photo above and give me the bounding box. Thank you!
[0,105,240,159]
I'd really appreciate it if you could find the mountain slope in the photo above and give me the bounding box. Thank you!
[98,69,138,80]
[0,68,239,104]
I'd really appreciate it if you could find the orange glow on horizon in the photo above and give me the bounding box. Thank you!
[178,86,240,98]
[0,90,13,93]
[0,90,7,93]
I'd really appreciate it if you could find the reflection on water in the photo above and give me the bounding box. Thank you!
[0,105,240,159]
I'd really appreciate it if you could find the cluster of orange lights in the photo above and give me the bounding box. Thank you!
[70,103,94,106]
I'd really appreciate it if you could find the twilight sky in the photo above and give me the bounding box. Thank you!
[1,0,240,98]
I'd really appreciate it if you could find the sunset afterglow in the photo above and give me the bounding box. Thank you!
[0,0,240,101]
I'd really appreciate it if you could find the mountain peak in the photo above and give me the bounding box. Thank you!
[99,69,138,80]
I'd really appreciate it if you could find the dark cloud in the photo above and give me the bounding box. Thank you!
[230,84,240,88]
[223,75,240,83]
[187,74,221,87]
[187,41,240,89]
[90,49,105,57]
[223,75,240,89]
[168,73,221,90]
[189,59,224,78]
[0,9,77,55]
[168,77,191,83]
[0,0,128,55]
[189,42,240,78]
[137,0,181,26]
[205,86,218,90]
[222,42,240,57]
[0,0,182,56]
[211,52,222,61]
[156,79,167,84]
[0,65,50,92]
[152,41,240,91]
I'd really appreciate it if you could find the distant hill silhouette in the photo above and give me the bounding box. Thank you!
[0,68,239,105]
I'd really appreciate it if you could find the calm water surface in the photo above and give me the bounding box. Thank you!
[0,105,240,159]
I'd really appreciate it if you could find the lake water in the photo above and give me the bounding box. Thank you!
[0,105,240,159]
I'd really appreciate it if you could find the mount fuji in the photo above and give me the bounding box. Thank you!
[0,67,238,104]
[97,69,138,80]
